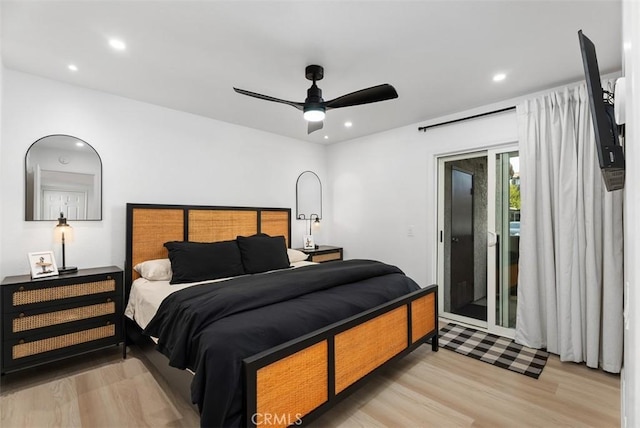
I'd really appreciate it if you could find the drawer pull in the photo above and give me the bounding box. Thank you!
[18,313,25,318]
[18,286,25,291]
[106,298,112,303]
[106,321,111,326]
[18,339,25,344]
[107,276,112,280]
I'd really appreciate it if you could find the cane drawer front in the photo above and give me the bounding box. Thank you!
[309,251,342,263]
[1,266,124,373]
[3,273,118,313]
[4,295,121,338]
[298,246,344,264]
[3,318,122,371]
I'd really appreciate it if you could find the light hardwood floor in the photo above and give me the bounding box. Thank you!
[0,343,619,427]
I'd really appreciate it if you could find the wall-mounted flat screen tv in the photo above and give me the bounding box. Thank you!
[578,30,624,191]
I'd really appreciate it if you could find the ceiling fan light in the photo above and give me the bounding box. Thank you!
[303,108,325,122]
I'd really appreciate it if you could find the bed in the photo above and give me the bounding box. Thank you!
[124,203,438,427]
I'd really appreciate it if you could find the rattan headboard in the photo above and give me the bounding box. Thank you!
[124,203,291,294]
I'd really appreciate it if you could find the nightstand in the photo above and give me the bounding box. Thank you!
[298,245,344,263]
[1,266,124,374]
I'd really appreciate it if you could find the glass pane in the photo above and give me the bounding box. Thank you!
[495,152,519,328]
[443,157,488,322]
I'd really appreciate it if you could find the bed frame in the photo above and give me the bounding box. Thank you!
[125,203,438,427]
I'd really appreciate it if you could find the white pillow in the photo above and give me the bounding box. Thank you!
[287,248,308,264]
[134,258,172,281]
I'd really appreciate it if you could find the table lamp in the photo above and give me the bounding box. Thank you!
[54,212,78,274]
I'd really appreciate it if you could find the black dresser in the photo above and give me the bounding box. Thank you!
[1,266,124,374]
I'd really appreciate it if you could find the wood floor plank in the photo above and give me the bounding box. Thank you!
[0,342,619,427]
[313,344,620,428]
[0,346,199,428]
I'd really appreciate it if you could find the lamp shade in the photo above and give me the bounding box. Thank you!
[54,215,74,243]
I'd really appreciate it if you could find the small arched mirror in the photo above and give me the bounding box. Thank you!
[296,171,322,220]
[25,135,102,221]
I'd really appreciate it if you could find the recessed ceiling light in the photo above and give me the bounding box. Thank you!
[324,135,329,140]
[68,64,78,72]
[344,121,353,128]
[493,73,507,82]
[75,142,85,147]
[109,38,126,51]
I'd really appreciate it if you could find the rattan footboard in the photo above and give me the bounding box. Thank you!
[244,285,438,428]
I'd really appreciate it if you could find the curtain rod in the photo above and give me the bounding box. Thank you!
[418,106,516,132]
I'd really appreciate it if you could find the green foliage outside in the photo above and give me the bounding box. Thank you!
[510,184,521,210]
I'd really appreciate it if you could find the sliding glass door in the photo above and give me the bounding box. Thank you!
[488,149,520,335]
[438,152,488,327]
[437,146,519,336]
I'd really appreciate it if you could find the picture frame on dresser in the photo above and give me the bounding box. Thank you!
[27,250,58,279]
[303,234,315,250]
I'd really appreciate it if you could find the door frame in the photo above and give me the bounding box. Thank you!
[436,144,518,336]
[437,151,487,329]
[487,145,519,338]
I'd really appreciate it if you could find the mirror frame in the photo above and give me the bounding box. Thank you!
[296,170,322,221]
[25,134,103,221]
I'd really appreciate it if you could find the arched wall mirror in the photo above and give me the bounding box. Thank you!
[25,134,102,221]
[296,170,322,220]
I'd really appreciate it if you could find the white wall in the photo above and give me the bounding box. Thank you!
[326,110,518,287]
[0,70,327,277]
[622,1,639,426]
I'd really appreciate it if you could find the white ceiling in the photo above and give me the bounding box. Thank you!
[1,0,622,144]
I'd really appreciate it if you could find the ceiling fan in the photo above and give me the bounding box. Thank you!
[233,65,398,134]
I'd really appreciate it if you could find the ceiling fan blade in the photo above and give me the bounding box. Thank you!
[325,84,398,110]
[233,87,304,110]
[308,120,324,134]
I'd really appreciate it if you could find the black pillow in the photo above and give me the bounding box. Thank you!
[164,240,245,284]
[236,234,290,274]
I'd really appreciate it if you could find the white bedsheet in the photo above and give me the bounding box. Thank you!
[124,260,317,329]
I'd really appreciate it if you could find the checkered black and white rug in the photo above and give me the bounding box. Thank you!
[439,323,549,379]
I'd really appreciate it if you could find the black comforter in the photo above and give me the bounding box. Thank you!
[144,259,420,427]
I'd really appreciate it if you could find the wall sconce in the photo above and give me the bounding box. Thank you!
[310,214,320,233]
[54,213,77,274]
[297,213,321,233]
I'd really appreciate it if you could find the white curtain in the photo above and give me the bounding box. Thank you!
[515,82,623,373]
